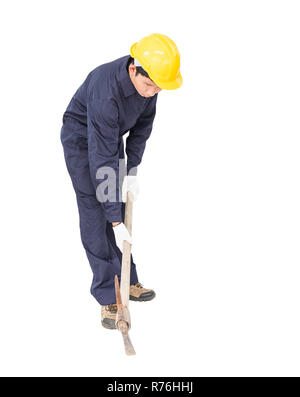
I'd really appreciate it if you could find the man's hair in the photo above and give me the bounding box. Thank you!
[127,56,151,79]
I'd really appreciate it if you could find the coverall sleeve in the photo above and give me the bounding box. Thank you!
[87,98,122,223]
[125,94,158,175]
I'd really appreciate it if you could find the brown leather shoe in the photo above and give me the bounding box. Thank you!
[129,282,156,302]
[101,303,117,329]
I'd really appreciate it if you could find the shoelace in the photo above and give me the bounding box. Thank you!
[106,303,118,313]
[134,282,143,289]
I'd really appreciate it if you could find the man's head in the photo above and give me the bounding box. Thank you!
[128,57,162,98]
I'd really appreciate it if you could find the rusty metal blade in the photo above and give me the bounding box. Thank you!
[122,332,136,356]
[114,274,122,309]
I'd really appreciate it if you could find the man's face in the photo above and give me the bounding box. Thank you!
[129,64,162,98]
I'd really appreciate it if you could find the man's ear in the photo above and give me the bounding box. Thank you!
[129,64,137,75]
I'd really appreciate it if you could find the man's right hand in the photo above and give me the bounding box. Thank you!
[112,222,132,252]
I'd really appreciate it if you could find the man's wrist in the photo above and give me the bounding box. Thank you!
[112,222,121,227]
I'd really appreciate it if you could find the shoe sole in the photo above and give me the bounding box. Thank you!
[129,292,156,302]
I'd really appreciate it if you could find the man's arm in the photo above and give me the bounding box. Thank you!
[125,94,158,175]
[87,98,122,223]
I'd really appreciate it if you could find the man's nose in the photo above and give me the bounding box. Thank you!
[147,89,156,97]
[148,87,161,96]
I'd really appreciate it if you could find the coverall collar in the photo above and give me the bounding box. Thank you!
[119,56,138,98]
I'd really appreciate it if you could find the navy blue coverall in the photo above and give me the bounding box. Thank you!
[60,55,157,305]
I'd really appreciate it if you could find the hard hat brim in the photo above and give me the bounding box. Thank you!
[152,72,183,90]
[130,42,138,59]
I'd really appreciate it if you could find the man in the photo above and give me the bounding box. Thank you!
[60,33,182,329]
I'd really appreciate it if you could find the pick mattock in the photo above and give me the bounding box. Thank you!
[114,190,136,355]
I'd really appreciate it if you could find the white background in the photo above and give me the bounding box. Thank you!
[0,0,299,377]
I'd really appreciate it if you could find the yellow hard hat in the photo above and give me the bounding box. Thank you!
[130,33,183,90]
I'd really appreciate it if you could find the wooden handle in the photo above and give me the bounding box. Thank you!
[120,191,134,308]
[124,190,134,234]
